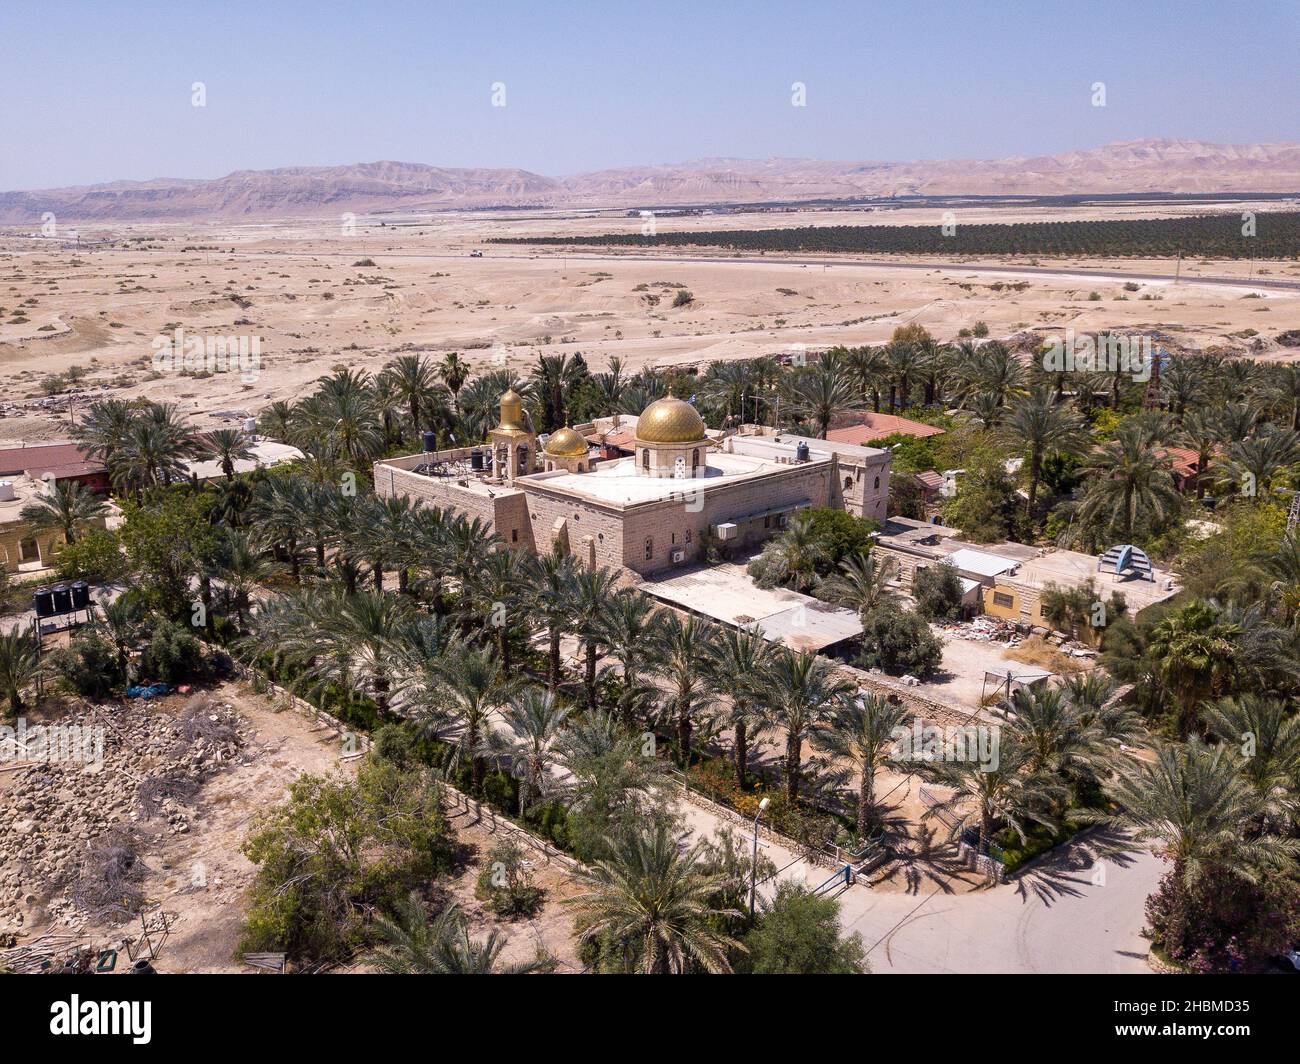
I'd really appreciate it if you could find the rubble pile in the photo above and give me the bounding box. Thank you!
[0,695,248,933]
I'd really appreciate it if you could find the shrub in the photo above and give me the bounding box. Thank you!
[740,882,868,973]
[474,839,545,919]
[858,604,943,677]
[54,528,128,583]
[240,758,456,962]
[49,631,125,699]
[911,561,964,620]
[672,289,694,307]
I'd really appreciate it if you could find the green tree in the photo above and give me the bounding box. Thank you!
[814,694,913,837]
[742,882,869,974]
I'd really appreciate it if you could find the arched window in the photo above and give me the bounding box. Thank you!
[692,448,700,469]
[874,476,880,490]
[843,476,853,490]
[642,448,650,469]
[644,537,654,561]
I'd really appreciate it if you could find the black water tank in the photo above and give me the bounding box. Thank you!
[795,441,810,462]
[470,449,485,471]
[33,586,55,618]
[71,581,90,610]
[52,584,73,614]
[421,431,437,453]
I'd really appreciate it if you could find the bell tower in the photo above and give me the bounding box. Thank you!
[488,388,536,482]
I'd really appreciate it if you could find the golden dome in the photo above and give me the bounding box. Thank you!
[544,427,588,457]
[636,395,707,445]
[496,388,525,432]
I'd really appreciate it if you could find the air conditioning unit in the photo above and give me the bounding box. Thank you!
[671,549,686,563]
[714,522,738,541]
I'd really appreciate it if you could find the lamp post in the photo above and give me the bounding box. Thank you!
[749,796,771,916]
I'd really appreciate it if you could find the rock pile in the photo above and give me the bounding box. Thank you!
[0,695,248,934]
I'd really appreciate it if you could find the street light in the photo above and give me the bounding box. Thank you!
[749,796,771,916]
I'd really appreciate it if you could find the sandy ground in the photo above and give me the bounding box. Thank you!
[2,202,1298,445]
[8,680,583,974]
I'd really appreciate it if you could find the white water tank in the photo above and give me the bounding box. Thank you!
[243,417,258,437]
[0,481,14,502]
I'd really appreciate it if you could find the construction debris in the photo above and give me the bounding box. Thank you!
[0,693,249,934]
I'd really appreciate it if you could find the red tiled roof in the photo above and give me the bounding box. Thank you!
[0,443,105,480]
[827,414,946,446]
[914,471,945,491]
[587,429,637,450]
[1156,446,1203,477]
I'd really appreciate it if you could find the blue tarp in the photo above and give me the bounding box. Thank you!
[126,683,171,700]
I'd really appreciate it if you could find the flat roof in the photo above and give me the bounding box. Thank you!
[184,440,305,481]
[639,562,863,652]
[523,451,798,507]
[945,547,1022,578]
[728,431,887,463]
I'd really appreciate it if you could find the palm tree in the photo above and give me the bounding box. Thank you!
[655,612,720,767]
[1001,387,1088,519]
[438,352,470,405]
[783,362,861,438]
[813,694,912,837]
[705,626,773,788]
[491,686,571,814]
[531,353,586,431]
[92,595,144,686]
[1004,684,1103,782]
[422,641,512,793]
[762,648,854,800]
[1147,600,1242,738]
[1253,530,1300,625]
[1202,695,1300,824]
[257,400,296,443]
[753,511,828,592]
[382,354,441,441]
[1214,425,1300,504]
[847,345,890,412]
[525,547,578,693]
[1076,419,1180,540]
[922,737,1060,858]
[566,821,742,974]
[0,626,41,714]
[463,547,528,669]
[569,566,620,711]
[1103,739,1293,902]
[816,552,896,623]
[73,397,135,465]
[19,480,108,545]
[112,403,198,496]
[1176,410,1223,500]
[201,428,255,481]
[597,589,664,725]
[372,895,553,974]
[213,529,274,630]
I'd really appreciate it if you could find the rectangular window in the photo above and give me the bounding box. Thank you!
[874,476,880,490]
[511,529,518,543]
[993,592,1014,608]
[645,538,653,561]
[685,529,693,544]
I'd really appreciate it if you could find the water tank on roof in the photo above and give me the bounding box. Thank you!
[0,481,14,502]
[243,417,258,437]
[421,431,437,453]
[470,450,485,472]
[71,581,90,610]
[795,441,810,462]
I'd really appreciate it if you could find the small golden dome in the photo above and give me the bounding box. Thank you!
[636,395,707,445]
[497,388,525,432]
[544,427,588,457]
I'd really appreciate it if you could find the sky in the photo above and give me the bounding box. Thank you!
[2,0,1297,190]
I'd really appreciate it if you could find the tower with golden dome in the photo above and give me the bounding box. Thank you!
[488,387,536,482]
[633,393,709,479]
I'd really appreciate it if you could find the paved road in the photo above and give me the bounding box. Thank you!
[837,829,1161,974]
[679,793,1161,974]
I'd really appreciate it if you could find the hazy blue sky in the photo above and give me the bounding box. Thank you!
[2,0,1296,190]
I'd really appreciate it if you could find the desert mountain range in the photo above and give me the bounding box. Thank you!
[4,139,1299,224]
